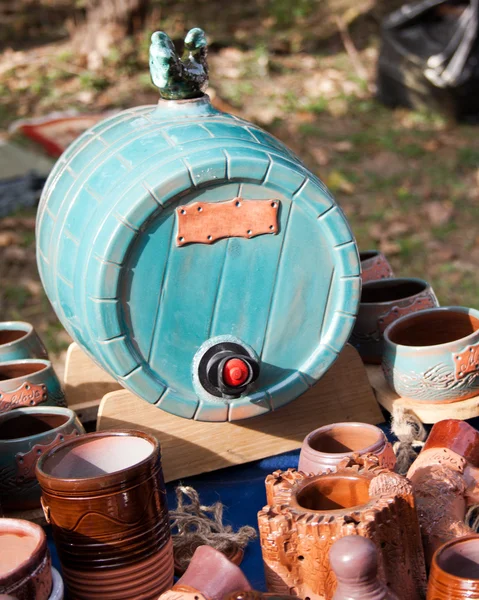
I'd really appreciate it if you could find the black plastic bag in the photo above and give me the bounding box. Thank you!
[377,0,479,122]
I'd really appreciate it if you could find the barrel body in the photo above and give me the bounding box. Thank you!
[37,96,361,421]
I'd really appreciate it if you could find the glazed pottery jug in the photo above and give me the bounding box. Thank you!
[359,251,394,283]
[298,422,396,475]
[0,407,84,510]
[330,536,399,600]
[428,535,479,600]
[0,322,48,362]
[350,277,438,363]
[258,465,427,600]
[0,359,65,414]
[407,419,479,564]
[383,306,479,402]
[159,546,251,600]
[0,518,52,600]
[36,430,173,600]
[36,28,361,422]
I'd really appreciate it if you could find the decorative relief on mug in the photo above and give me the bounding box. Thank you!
[15,430,80,482]
[0,383,47,413]
[454,343,479,380]
[378,294,437,333]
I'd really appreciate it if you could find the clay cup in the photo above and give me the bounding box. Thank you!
[359,250,394,283]
[0,322,48,362]
[428,535,479,599]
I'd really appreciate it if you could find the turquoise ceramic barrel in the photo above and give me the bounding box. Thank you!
[36,31,361,422]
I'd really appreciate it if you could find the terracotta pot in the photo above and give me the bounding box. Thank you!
[258,466,427,600]
[36,430,173,600]
[0,359,65,414]
[0,407,85,510]
[428,535,479,599]
[0,518,52,600]
[359,251,394,283]
[0,322,48,362]
[407,419,479,564]
[298,422,396,475]
[160,546,251,600]
[383,306,479,402]
[330,535,399,600]
[350,277,438,363]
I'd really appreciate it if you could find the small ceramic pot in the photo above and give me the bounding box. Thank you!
[350,277,439,363]
[359,250,394,283]
[298,422,396,475]
[428,535,479,599]
[160,546,251,600]
[383,306,479,402]
[0,359,65,414]
[36,430,173,600]
[0,322,48,362]
[0,518,52,600]
[0,407,85,510]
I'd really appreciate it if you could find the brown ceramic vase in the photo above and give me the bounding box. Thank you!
[359,251,394,283]
[258,464,426,600]
[298,422,396,475]
[36,430,173,600]
[407,419,479,565]
[0,518,52,600]
[428,535,479,600]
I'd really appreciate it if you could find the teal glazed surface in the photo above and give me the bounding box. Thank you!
[0,406,84,509]
[0,321,48,362]
[36,61,360,421]
[383,306,479,403]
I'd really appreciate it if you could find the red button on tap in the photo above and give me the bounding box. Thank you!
[223,358,249,387]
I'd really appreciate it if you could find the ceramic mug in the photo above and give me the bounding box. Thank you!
[36,430,174,599]
[0,518,52,600]
[350,277,439,364]
[298,422,396,475]
[0,359,65,414]
[359,250,394,283]
[0,407,84,510]
[428,535,479,599]
[383,306,479,402]
[0,322,48,362]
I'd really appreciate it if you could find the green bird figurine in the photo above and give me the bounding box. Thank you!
[150,28,208,100]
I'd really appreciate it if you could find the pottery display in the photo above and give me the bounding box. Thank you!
[359,251,394,283]
[257,464,426,600]
[159,546,251,600]
[383,306,479,402]
[298,422,396,475]
[427,535,479,600]
[0,518,52,600]
[350,277,438,363]
[0,322,48,362]
[330,536,399,600]
[36,27,361,422]
[0,359,65,414]
[0,407,84,510]
[407,419,479,564]
[36,429,173,599]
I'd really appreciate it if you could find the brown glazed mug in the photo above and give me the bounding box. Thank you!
[36,430,173,600]
[298,422,396,475]
[0,518,52,600]
[359,251,394,283]
[428,535,479,599]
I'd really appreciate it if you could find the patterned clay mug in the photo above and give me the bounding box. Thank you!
[359,250,394,283]
[0,359,65,414]
[350,277,439,364]
[428,535,479,599]
[298,422,396,474]
[383,306,479,403]
[0,322,48,362]
[0,407,85,510]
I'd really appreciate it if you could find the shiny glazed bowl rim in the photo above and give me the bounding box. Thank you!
[302,422,386,458]
[431,534,479,582]
[0,517,47,584]
[359,277,431,307]
[0,321,34,348]
[0,406,78,445]
[36,429,160,489]
[0,358,52,383]
[383,306,479,352]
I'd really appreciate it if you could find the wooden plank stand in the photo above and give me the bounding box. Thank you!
[64,343,384,482]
